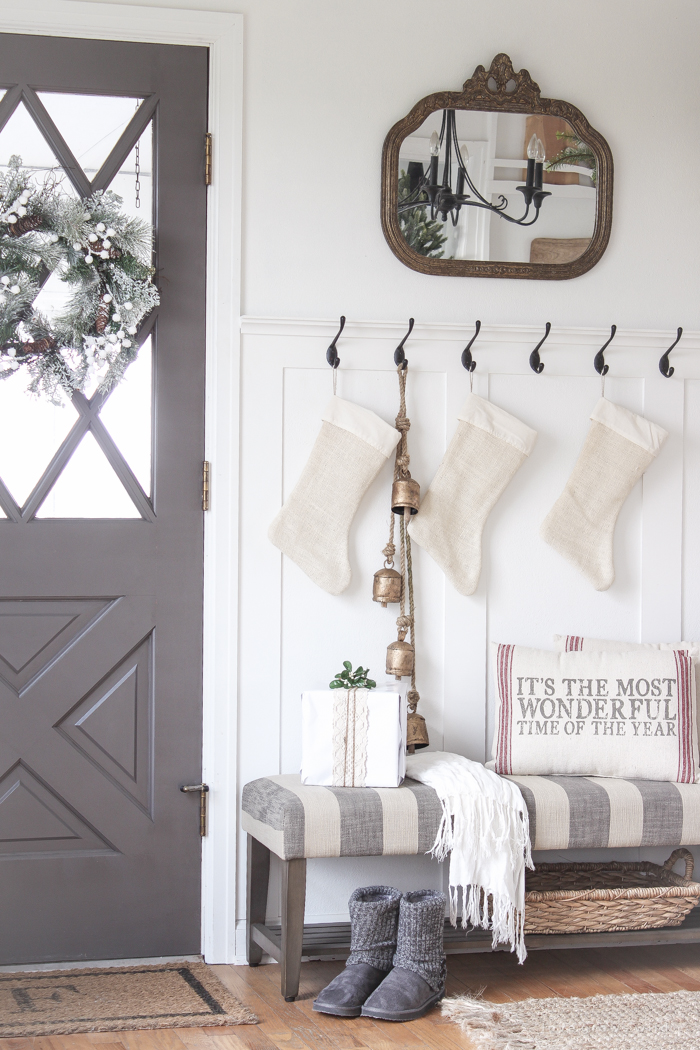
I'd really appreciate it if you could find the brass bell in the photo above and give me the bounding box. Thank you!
[386,637,414,679]
[391,478,420,516]
[373,566,402,607]
[406,711,430,751]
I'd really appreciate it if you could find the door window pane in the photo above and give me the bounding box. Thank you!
[99,337,153,495]
[36,430,140,518]
[0,373,79,507]
[36,93,144,177]
[0,92,155,521]
[108,121,153,225]
[0,102,72,190]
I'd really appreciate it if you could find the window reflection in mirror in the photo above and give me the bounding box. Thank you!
[397,110,596,265]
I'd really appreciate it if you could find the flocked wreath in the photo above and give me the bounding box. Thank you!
[0,156,159,403]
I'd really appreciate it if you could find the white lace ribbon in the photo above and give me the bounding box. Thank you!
[331,688,369,787]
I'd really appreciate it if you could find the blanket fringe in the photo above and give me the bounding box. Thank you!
[430,794,533,964]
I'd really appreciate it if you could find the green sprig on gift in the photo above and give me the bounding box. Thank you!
[329,661,377,690]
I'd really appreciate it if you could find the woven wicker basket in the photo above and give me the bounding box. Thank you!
[524,848,700,934]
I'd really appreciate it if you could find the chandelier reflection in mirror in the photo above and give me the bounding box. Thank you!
[400,108,551,228]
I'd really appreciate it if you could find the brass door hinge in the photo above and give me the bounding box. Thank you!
[181,783,209,836]
[202,460,210,510]
[205,133,212,185]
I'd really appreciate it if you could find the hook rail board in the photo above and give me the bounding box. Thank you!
[316,317,684,380]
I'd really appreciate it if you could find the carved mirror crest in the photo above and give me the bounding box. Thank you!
[381,54,613,280]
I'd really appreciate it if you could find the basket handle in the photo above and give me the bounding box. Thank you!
[662,848,695,882]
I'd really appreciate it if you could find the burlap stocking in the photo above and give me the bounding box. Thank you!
[408,394,537,596]
[268,396,400,595]
[541,398,668,590]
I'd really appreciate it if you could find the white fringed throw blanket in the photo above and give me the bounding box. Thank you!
[406,751,533,962]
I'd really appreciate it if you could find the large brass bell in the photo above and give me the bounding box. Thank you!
[391,478,420,516]
[406,711,429,750]
[386,635,414,679]
[373,565,402,607]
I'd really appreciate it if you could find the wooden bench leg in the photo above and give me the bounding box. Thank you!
[246,834,270,966]
[280,857,306,1001]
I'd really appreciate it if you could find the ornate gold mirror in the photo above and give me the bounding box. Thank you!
[381,54,613,280]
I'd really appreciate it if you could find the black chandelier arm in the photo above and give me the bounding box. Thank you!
[452,198,533,224]
[397,173,432,208]
[449,110,493,210]
[437,108,447,148]
[398,196,434,214]
[401,192,547,227]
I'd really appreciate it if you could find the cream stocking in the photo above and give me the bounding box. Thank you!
[408,394,537,596]
[540,398,668,590]
[268,396,400,595]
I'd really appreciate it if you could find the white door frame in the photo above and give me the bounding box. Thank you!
[0,1,243,963]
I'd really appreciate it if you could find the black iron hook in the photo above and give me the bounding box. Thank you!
[594,325,617,377]
[659,327,683,378]
[394,317,415,369]
[529,322,551,374]
[461,320,481,373]
[326,316,346,369]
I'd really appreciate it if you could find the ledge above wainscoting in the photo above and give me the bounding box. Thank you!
[240,316,700,352]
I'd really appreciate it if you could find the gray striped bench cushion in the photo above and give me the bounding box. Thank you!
[241,773,700,860]
[241,774,443,860]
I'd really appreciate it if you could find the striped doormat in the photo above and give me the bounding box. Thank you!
[0,962,257,1037]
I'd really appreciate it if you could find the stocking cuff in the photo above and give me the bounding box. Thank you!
[591,398,668,454]
[458,393,537,456]
[323,397,401,458]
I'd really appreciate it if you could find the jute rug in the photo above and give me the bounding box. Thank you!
[0,962,257,1037]
[442,990,700,1049]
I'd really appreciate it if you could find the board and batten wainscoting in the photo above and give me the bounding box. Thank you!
[236,316,700,961]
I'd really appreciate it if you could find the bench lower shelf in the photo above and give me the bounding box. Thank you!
[252,905,700,961]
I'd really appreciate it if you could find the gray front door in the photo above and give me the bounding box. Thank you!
[0,34,207,963]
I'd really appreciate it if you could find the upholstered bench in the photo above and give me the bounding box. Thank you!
[242,772,700,999]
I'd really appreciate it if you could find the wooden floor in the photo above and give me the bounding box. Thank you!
[1,945,699,1050]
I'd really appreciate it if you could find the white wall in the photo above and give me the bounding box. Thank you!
[75,0,700,959]
[88,0,699,330]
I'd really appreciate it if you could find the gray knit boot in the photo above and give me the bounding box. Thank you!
[313,886,401,1017]
[361,889,446,1021]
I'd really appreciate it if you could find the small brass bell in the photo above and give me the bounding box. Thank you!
[406,711,430,751]
[386,636,414,679]
[373,566,402,607]
[391,478,420,516]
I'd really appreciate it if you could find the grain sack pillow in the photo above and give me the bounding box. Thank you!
[491,643,699,782]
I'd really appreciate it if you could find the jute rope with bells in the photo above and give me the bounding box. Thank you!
[374,364,429,753]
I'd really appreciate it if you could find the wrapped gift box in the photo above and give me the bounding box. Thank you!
[301,685,406,787]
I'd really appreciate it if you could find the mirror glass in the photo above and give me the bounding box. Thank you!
[398,110,596,265]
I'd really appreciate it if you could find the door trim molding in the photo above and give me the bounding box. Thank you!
[0,1,243,963]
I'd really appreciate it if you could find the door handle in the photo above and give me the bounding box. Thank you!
[181,783,209,836]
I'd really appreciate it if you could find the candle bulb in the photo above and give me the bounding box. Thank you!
[526,133,538,188]
[429,131,440,186]
[534,137,546,189]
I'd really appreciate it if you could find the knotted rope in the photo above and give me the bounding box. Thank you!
[381,365,420,716]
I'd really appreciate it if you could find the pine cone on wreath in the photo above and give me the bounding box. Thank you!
[21,337,55,355]
[95,300,110,334]
[7,215,43,237]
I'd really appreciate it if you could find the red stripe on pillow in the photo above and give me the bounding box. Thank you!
[566,635,583,652]
[674,649,694,783]
[675,651,692,785]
